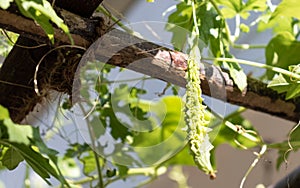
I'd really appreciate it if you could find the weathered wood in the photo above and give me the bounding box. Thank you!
[0,8,103,47]
[0,1,103,122]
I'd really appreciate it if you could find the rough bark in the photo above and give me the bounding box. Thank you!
[0,5,299,123]
[0,1,103,122]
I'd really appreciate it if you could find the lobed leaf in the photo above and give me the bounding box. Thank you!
[268,73,300,100]
[271,0,300,21]
[265,32,300,79]
[215,0,267,19]
[1,147,24,170]
[223,61,247,91]
[0,141,59,185]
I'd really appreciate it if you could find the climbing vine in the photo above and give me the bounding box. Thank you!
[0,0,300,188]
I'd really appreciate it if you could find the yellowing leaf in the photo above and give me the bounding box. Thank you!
[271,0,300,20]
[0,0,13,9]
[4,119,33,145]
[215,0,267,19]
[0,105,9,120]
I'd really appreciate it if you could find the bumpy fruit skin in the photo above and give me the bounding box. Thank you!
[184,49,216,178]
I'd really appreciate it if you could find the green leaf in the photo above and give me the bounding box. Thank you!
[215,0,242,18]
[5,119,33,145]
[257,11,293,34]
[163,146,194,166]
[31,128,71,186]
[0,106,9,120]
[0,106,33,145]
[2,147,24,170]
[271,0,300,21]
[265,32,300,79]
[132,96,186,165]
[166,2,222,49]
[101,105,132,141]
[0,0,13,9]
[116,165,129,178]
[132,96,185,146]
[0,141,59,185]
[240,23,250,33]
[223,61,247,91]
[267,74,290,94]
[0,107,63,185]
[79,151,97,176]
[215,0,267,19]
[243,0,267,12]
[15,0,72,43]
[267,73,300,100]
[166,2,193,50]
[285,83,300,99]
[65,143,90,158]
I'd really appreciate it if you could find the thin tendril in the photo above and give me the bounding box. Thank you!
[1,29,48,49]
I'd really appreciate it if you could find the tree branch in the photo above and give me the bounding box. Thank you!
[0,8,299,123]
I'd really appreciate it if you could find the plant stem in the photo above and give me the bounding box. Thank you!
[240,145,267,188]
[232,43,266,49]
[234,14,241,42]
[101,77,153,85]
[98,6,137,36]
[224,121,261,144]
[104,166,166,187]
[70,176,97,185]
[192,1,200,36]
[93,149,104,188]
[209,107,262,144]
[24,165,31,188]
[202,57,300,80]
[208,0,232,42]
[79,104,104,188]
[71,167,165,186]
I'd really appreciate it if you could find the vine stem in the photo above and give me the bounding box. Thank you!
[240,145,267,188]
[24,165,31,188]
[104,167,167,187]
[208,0,267,49]
[98,6,138,36]
[208,0,232,43]
[78,104,104,188]
[69,166,166,186]
[208,107,262,145]
[202,57,300,80]
[234,14,241,42]
[232,43,266,49]
[192,1,200,36]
